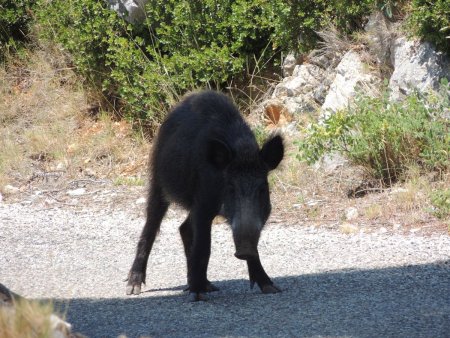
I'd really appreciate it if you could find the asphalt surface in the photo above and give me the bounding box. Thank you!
[1,199,450,338]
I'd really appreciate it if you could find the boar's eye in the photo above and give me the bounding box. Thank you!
[226,182,235,194]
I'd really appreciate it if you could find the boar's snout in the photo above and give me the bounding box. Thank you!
[230,199,264,260]
[233,231,260,260]
[234,251,258,261]
[234,247,258,260]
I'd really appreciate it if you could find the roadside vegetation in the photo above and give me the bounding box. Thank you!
[1,0,449,223]
[297,81,449,185]
[0,298,56,338]
[2,0,449,127]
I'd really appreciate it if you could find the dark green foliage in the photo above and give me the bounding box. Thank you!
[430,188,450,219]
[273,0,375,52]
[408,0,450,54]
[35,0,281,129]
[3,0,449,130]
[0,0,36,59]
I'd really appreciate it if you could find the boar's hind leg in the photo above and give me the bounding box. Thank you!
[247,256,281,294]
[179,215,219,293]
[126,183,169,295]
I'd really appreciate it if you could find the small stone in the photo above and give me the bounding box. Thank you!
[67,188,86,196]
[135,197,146,205]
[4,185,20,195]
[345,207,359,221]
[379,227,388,234]
[84,168,96,177]
[391,187,408,194]
[56,162,66,170]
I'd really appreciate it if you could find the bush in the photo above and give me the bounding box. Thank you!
[297,81,450,184]
[28,0,450,133]
[35,0,280,130]
[407,0,450,54]
[0,0,37,60]
[273,0,376,52]
[430,188,450,220]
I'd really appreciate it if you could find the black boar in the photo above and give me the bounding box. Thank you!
[126,91,284,301]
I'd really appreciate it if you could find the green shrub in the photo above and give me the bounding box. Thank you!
[35,0,280,130]
[407,0,450,54]
[297,81,450,184]
[31,0,450,133]
[430,188,450,219]
[273,0,376,52]
[0,0,37,60]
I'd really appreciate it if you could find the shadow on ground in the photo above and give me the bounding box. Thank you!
[51,261,450,338]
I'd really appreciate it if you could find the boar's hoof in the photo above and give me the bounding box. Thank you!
[189,292,208,302]
[126,283,141,295]
[126,271,145,295]
[261,284,282,294]
[206,281,219,292]
[184,280,219,292]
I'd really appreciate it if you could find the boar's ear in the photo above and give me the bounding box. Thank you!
[207,139,232,170]
[260,134,284,170]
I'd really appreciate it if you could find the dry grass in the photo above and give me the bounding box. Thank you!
[270,139,449,235]
[363,203,384,220]
[314,25,355,60]
[0,300,55,338]
[0,44,149,193]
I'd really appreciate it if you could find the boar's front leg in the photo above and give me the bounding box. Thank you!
[247,255,281,294]
[179,215,219,293]
[126,183,169,295]
[187,196,221,301]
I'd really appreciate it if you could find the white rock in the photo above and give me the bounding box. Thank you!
[273,64,324,98]
[282,53,299,77]
[108,0,148,24]
[321,51,379,117]
[393,223,402,231]
[67,188,86,196]
[389,37,450,101]
[314,153,347,174]
[345,207,359,221]
[270,63,324,115]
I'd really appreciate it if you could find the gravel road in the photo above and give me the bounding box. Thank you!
[1,191,450,338]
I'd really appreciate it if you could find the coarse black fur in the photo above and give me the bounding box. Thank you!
[127,90,284,300]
